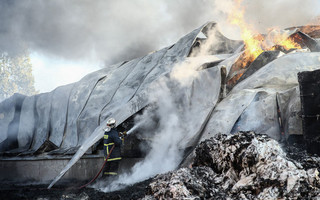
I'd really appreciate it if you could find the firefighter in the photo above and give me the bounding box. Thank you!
[102,118,123,180]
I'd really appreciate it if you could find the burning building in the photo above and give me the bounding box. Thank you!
[1,20,320,198]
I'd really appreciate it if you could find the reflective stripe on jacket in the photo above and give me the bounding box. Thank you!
[104,128,122,161]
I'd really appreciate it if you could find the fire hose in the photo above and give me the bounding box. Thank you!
[78,144,115,189]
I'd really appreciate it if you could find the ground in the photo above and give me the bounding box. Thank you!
[1,134,319,199]
[0,179,152,200]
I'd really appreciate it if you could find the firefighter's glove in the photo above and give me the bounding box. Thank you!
[119,131,127,138]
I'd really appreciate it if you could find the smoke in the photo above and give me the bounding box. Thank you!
[93,32,222,192]
[93,59,210,192]
[1,0,318,65]
[0,0,216,64]
[213,0,320,39]
[90,1,320,191]
[0,0,319,191]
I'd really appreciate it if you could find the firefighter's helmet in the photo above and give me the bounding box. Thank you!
[106,118,116,128]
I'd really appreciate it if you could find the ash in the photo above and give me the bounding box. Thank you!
[0,179,152,200]
[143,132,320,199]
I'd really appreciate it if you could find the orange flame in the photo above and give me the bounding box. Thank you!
[228,0,263,62]
[278,38,301,50]
[228,0,301,62]
[226,0,303,86]
[268,31,301,51]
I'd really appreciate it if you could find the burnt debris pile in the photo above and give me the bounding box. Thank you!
[144,132,320,199]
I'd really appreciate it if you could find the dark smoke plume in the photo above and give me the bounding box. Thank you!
[0,0,319,65]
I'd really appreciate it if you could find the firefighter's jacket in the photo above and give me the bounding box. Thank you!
[104,128,122,161]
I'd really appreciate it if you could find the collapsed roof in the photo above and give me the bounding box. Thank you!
[1,22,320,187]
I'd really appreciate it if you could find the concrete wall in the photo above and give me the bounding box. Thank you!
[0,157,142,184]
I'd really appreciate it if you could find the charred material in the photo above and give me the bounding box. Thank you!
[237,50,281,84]
[299,25,320,39]
[298,69,320,155]
[0,179,152,200]
[226,51,253,89]
[144,132,320,199]
[34,140,59,155]
[296,31,320,52]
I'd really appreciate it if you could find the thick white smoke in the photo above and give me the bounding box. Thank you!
[93,28,224,192]
[94,39,223,192]
[93,62,204,192]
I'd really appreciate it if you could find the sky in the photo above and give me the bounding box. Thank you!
[30,52,101,92]
[1,0,320,92]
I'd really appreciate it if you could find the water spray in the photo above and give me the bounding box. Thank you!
[125,120,144,135]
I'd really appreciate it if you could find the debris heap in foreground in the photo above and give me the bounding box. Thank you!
[144,132,320,199]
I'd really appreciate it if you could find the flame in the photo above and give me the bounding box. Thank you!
[226,0,302,87]
[228,0,263,62]
[278,38,301,50]
[268,31,301,51]
[228,0,301,62]
[227,72,244,85]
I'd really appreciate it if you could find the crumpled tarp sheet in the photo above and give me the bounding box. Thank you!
[1,22,320,187]
[0,22,209,155]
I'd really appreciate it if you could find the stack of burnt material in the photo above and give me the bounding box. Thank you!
[143,132,320,199]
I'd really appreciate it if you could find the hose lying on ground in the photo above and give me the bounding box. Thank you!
[78,145,115,189]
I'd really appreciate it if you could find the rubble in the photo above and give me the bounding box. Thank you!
[144,132,320,199]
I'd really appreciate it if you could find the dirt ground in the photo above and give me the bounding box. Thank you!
[0,179,152,200]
